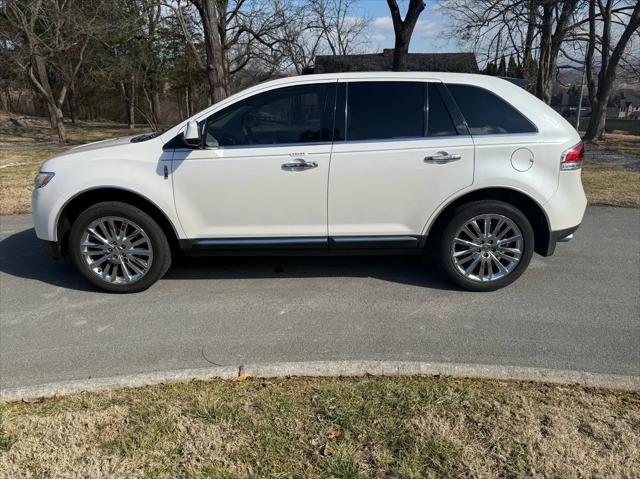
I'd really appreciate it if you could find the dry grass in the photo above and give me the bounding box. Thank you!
[1,376,639,478]
[582,161,640,208]
[581,132,640,208]
[0,149,64,215]
[589,132,640,158]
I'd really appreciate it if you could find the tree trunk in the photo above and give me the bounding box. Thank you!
[535,3,553,102]
[386,0,425,72]
[1,87,10,112]
[584,1,640,140]
[68,81,79,124]
[585,101,607,140]
[522,0,537,79]
[150,78,161,124]
[185,84,192,117]
[584,0,597,120]
[129,76,136,128]
[30,52,67,143]
[193,0,228,103]
[120,78,136,129]
[42,100,66,144]
[535,0,579,104]
[392,32,411,71]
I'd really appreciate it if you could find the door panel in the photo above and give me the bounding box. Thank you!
[328,80,475,237]
[172,145,330,238]
[328,137,474,236]
[171,82,335,239]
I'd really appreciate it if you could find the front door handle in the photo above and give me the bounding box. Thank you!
[281,159,318,171]
[424,152,462,164]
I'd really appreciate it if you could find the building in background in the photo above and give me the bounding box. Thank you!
[310,49,479,74]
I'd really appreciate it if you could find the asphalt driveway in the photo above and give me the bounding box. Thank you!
[1,206,639,391]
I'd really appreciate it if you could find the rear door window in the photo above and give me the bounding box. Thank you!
[346,82,424,141]
[446,83,537,135]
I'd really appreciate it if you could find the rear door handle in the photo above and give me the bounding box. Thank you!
[424,152,462,164]
[281,159,318,171]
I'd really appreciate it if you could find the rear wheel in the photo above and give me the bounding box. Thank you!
[69,201,171,293]
[438,200,534,291]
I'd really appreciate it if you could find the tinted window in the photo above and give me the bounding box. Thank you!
[427,84,457,136]
[446,83,537,135]
[333,83,346,142]
[347,82,424,141]
[204,84,331,147]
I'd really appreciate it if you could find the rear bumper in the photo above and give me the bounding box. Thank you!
[40,239,63,260]
[543,224,580,256]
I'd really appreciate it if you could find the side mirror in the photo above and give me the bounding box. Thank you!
[182,120,201,148]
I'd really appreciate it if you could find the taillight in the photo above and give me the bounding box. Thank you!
[560,141,584,171]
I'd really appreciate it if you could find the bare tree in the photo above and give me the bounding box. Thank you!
[170,0,289,103]
[443,0,540,80]
[535,0,581,103]
[276,4,324,74]
[386,0,426,71]
[584,0,640,139]
[312,0,370,56]
[443,0,582,102]
[2,0,101,143]
[275,0,370,74]
[443,0,638,105]
[187,0,228,103]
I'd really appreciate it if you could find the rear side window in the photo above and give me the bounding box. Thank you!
[446,84,537,135]
[347,82,424,141]
[427,84,458,137]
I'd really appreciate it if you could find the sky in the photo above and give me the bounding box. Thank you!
[355,0,461,53]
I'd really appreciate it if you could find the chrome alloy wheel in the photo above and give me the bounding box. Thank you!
[451,214,523,283]
[79,216,154,284]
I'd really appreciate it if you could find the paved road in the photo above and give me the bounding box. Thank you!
[1,206,639,390]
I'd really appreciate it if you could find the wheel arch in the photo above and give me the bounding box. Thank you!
[55,187,181,257]
[424,187,552,256]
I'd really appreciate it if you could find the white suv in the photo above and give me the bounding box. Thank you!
[32,72,587,293]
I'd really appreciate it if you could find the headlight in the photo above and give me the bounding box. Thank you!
[34,172,55,189]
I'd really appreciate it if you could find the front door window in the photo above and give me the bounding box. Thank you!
[203,84,334,147]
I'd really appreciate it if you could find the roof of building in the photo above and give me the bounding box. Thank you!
[312,49,479,74]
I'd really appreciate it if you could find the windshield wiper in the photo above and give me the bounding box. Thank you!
[130,129,165,143]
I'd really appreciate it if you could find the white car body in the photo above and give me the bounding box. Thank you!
[32,72,587,291]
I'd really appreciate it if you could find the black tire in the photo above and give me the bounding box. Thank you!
[69,201,172,293]
[438,200,534,292]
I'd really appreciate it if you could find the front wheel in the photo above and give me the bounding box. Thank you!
[438,200,535,292]
[69,201,172,293]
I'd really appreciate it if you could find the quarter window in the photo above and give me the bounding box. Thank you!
[446,83,537,135]
[346,82,424,141]
[204,84,332,147]
[427,84,458,137]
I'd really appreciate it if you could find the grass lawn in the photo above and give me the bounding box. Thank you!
[1,376,638,478]
[588,132,640,158]
[581,161,640,208]
[582,133,640,208]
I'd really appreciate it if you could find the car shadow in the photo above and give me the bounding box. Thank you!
[0,228,456,292]
[0,228,96,292]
